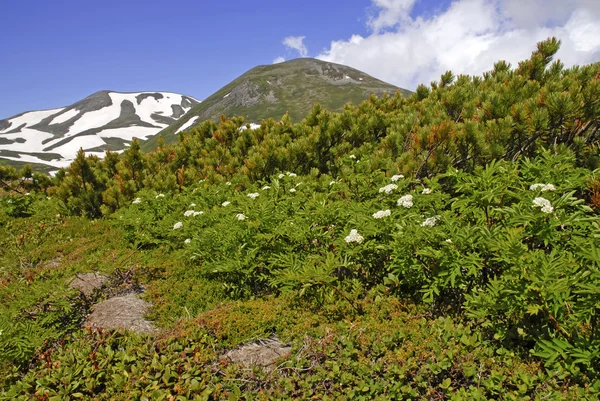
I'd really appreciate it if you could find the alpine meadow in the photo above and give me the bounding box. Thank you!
[2,38,600,399]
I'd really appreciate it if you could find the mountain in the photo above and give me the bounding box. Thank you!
[0,91,199,170]
[142,58,410,151]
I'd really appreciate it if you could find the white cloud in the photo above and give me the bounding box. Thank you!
[283,36,308,57]
[317,0,600,90]
[273,56,286,64]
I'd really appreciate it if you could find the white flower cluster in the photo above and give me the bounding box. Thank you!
[247,192,259,199]
[278,173,285,179]
[379,184,398,194]
[155,193,165,199]
[262,186,271,190]
[287,172,297,177]
[349,154,356,159]
[397,194,414,208]
[184,210,203,217]
[289,188,296,193]
[530,183,556,192]
[532,197,554,213]
[184,238,191,244]
[391,174,404,182]
[190,203,197,207]
[344,229,364,244]
[173,222,183,230]
[329,180,337,186]
[226,182,232,186]
[372,209,391,219]
[236,213,247,221]
[421,215,441,227]
[132,197,142,204]
[422,188,432,195]
[222,201,231,207]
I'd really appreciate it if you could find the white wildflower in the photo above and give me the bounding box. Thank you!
[344,229,364,244]
[262,185,271,190]
[222,201,231,207]
[184,210,195,217]
[132,197,142,204]
[445,239,453,243]
[173,222,183,230]
[25,192,30,196]
[397,194,414,208]
[287,172,297,177]
[247,192,259,200]
[226,182,232,186]
[529,183,556,192]
[422,188,432,195]
[349,154,356,159]
[278,173,285,179]
[329,181,336,186]
[379,184,398,194]
[184,238,191,244]
[421,215,441,227]
[193,211,203,216]
[289,188,296,193]
[155,193,165,198]
[190,203,197,207]
[372,209,391,219]
[236,213,247,221]
[532,197,554,213]
[391,174,404,182]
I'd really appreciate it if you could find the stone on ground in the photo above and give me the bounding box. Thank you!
[85,293,156,334]
[68,272,109,297]
[224,336,291,367]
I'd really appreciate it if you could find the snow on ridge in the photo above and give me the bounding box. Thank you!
[50,109,80,125]
[96,127,158,141]
[176,116,200,134]
[0,91,197,168]
[0,108,64,133]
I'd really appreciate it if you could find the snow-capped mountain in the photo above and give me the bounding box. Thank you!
[0,91,199,169]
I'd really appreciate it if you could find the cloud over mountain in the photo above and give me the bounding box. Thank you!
[316,0,600,90]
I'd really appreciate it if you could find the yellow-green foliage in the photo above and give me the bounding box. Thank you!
[3,297,598,400]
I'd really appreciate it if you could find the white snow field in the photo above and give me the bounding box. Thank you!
[0,91,200,168]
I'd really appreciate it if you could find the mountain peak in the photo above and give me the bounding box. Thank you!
[0,91,200,170]
[143,59,410,150]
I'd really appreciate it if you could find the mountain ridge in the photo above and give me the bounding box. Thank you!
[142,58,410,151]
[0,91,200,170]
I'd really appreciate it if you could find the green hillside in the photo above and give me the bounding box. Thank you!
[141,58,409,151]
[2,39,600,399]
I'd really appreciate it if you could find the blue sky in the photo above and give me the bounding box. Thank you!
[1,0,598,118]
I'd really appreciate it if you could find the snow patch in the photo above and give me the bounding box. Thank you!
[0,108,64,133]
[50,109,80,125]
[239,123,261,131]
[96,127,158,141]
[176,116,200,134]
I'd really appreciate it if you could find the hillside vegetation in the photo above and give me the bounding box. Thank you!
[141,58,407,151]
[1,38,600,399]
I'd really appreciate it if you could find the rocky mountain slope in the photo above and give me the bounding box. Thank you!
[142,58,410,151]
[0,91,199,170]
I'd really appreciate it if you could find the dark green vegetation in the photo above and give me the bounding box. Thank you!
[142,58,408,151]
[1,38,600,399]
